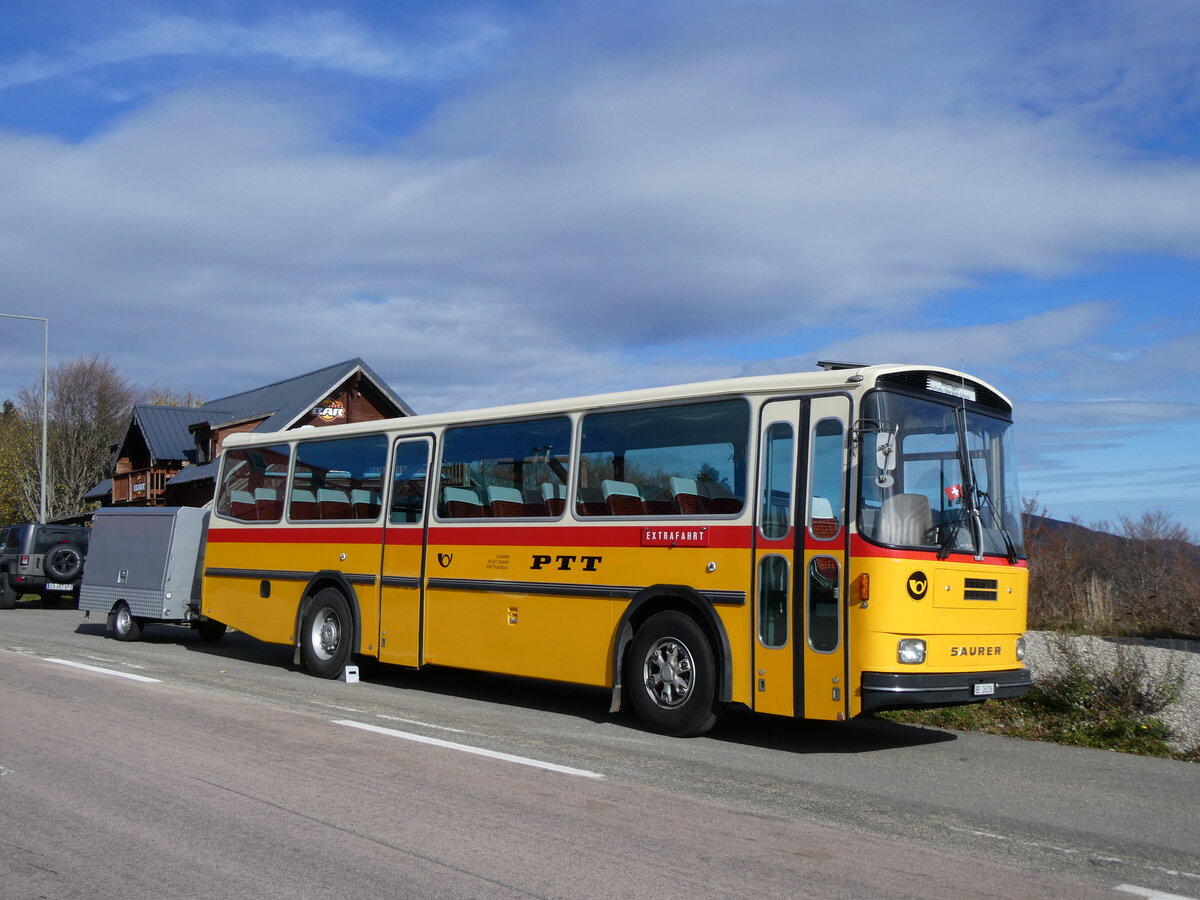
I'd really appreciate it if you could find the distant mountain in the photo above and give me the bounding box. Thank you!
[1022,514,1200,563]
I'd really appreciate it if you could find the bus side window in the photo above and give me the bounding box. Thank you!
[576,399,749,518]
[809,419,844,540]
[216,444,291,522]
[390,440,429,524]
[289,435,389,522]
[760,422,793,540]
[438,417,572,519]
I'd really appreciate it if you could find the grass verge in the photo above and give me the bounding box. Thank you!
[880,635,1199,762]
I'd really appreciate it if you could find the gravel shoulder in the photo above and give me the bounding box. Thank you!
[1023,631,1200,753]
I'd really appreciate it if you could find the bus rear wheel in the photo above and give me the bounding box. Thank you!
[300,588,352,678]
[626,610,718,737]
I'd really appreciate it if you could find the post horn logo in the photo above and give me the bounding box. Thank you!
[907,571,929,600]
[437,553,453,568]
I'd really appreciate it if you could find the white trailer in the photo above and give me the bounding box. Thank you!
[79,507,225,641]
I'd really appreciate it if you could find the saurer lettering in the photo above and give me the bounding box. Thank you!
[950,645,1002,657]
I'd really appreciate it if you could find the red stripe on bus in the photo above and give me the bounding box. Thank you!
[207,526,385,544]
[847,534,1028,567]
[207,523,754,549]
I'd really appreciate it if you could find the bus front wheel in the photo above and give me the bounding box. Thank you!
[300,588,352,678]
[626,611,718,737]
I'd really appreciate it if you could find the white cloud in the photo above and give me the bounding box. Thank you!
[0,9,508,91]
[2,0,1200,422]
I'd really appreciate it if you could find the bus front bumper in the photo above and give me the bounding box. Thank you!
[859,668,1033,715]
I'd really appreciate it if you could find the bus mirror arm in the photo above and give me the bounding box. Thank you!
[851,420,898,486]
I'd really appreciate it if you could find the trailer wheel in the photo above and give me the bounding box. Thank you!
[196,619,227,642]
[300,588,352,678]
[626,610,718,737]
[110,602,142,642]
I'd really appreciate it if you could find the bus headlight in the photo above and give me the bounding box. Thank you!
[898,638,926,664]
[1016,636,1027,662]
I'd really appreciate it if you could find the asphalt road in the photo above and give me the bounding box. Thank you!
[1,603,1197,899]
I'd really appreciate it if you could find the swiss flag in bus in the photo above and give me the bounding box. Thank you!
[944,483,964,502]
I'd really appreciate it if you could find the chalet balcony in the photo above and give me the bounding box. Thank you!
[111,467,173,505]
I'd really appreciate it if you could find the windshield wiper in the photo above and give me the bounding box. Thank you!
[977,489,1020,566]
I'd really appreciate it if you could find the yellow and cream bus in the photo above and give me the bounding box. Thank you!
[203,363,1030,736]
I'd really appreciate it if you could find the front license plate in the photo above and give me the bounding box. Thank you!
[46,582,74,591]
[973,682,996,697]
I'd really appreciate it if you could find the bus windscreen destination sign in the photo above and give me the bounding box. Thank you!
[926,376,976,402]
[642,527,709,547]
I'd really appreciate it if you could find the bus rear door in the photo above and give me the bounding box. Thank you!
[378,436,433,667]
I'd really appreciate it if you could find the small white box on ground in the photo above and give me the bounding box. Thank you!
[340,665,360,683]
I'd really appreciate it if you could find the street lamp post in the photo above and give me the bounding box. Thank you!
[0,314,49,524]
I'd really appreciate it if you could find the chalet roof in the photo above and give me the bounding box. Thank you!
[127,405,232,463]
[92,358,413,503]
[167,460,219,486]
[201,357,414,432]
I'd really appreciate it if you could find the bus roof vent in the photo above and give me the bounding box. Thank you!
[816,360,869,371]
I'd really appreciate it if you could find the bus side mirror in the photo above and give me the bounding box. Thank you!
[875,433,896,488]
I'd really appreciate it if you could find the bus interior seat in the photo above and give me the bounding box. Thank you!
[230,489,257,520]
[540,482,567,516]
[289,488,319,520]
[640,484,675,515]
[351,488,382,520]
[601,480,645,516]
[877,493,932,546]
[700,480,741,514]
[574,486,607,517]
[318,488,353,520]
[487,485,526,517]
[443,487,486,518]
[254,487,282,521]
[810,496,839,538]
[668,477,704,514]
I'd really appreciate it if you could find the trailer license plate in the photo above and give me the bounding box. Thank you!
[973,682,996,697]
[46,582,73,591]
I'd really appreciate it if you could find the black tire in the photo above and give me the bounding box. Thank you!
[300,588,353,678]
[626,610,719,737]
[196,619,227,642]
[44,544,84,582]
[0,578,16,610]
[110,602,142,642]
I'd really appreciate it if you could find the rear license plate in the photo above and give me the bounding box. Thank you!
[46,582,74,591]
[973,682,996,697]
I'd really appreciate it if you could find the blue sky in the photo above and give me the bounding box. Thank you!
[1,0,1198,535]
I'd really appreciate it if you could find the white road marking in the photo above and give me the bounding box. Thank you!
[1115,885,1198,900]
[41,657,161,683]
[375,714,466,733]
[334,719,603,778]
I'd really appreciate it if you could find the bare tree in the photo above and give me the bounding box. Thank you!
[13,355,146,521]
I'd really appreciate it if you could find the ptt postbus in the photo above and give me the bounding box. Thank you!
[202,362,1031,736]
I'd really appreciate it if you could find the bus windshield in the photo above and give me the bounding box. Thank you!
[857,390,1024,560]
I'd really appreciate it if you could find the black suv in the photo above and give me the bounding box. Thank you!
[0,522,90,609]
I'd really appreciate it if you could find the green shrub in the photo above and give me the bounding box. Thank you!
[881,636,1197,761]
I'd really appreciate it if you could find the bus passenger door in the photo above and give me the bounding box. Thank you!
[378,437,432,667]
[754,397,850,721]
[753,401,800,716]
[799,396,850,721]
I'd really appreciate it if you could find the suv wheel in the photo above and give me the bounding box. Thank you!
[0,578,15,610]
[44,544,84,582]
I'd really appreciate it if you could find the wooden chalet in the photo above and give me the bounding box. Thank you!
[87,358,413,509]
